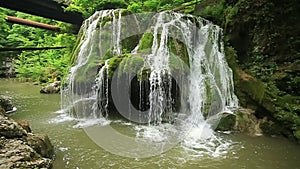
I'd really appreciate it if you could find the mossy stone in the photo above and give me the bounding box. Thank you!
[294,130,300,141]
[216,114,236,131]
[168,38,189,67]
[137,67,151,81]
[138,33,154,53]
[105,54,145,78]
[117,54,144,76]
[121,35,140,53]
[107,57,123,78]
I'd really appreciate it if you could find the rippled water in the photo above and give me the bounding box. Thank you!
[1,79,300,169]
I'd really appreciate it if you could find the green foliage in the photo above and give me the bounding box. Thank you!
[196,0,239,26]
[294,130,300,141]
[201,3,225,22]
[127,1,143,13]
[224,5,238,27]
[0,9,76,84]
[0,12,8,48]
[66,0,194,15]
[245,54,278,82]
[65,0,127,17]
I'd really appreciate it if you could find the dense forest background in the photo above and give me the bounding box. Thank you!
[0,0,299,141]
[0,8,76,83]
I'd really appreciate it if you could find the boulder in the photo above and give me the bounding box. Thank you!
[234,109,263,136]
[0,137,52,169]
[0,95,14,112]
[26,134,54,158]
[0,113,54,168]
[0,115,27,138]
[40,81,61,94]
[216,108,263,136]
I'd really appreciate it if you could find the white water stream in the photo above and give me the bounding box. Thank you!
[61,10,238,158]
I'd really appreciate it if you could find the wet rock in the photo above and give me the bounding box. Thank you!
[0,115,27,138]
[217,108,263,136]
[40,81,61,94]
[216,114,236,131]
[0,137,52,169]
[0,95,14,112]
[26,134,54,158]
[234,109,263,136]
[0,107,5,116]
[16,120,31,133]
[0,113,54,168]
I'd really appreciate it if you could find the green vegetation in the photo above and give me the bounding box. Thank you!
[0,8,76,83]
[66,0,197,17]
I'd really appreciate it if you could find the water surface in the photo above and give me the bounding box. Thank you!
[0,79,299,169]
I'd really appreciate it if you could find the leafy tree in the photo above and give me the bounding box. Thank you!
[0,8,76,83]
[66,0,196,17]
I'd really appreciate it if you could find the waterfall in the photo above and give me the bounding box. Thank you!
[61,9,238,157]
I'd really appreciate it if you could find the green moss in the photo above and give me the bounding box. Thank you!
[169,53,186,74]
[98,15,113,28]
[75,62,99,82]
[294,130,300,141]
[123,55,144,73]
[105,54,145,78]
[240,77,266,104]
[121,35,140,53]
[121,9,131,16]
[137,67,151,81]
[138,32,154,53]
[260,121,283,135]
[168,38,189,67]
[103,50,114,61]
[235,111,249,127]
[69,31,84,66]
[107,57,123,78]
[216,114,236,131]
[225,46,239,78]
[117,54,144,76]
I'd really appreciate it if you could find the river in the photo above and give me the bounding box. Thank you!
[0,79,299,169]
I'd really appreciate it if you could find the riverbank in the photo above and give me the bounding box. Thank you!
[0,95,54,168]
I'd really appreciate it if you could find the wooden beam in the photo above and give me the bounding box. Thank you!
[0,46,66,52]
[6,16,61,31]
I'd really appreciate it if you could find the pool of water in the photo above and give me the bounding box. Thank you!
[1,79,299,169]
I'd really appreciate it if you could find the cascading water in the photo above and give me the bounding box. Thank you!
[61,9,238,157]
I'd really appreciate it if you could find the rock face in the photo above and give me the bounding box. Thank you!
[40,81,61,94]
[0,137,52,169]
[0,109,54,168]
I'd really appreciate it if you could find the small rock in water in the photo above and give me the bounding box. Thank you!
[40,81,61,94]
[0,95,14,113]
